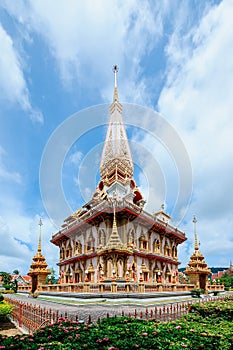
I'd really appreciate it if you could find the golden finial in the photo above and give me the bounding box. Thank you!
[38,218,43,254]
[193,215,199,251]
[112,65,119,102]
[106,204,122,247]
[112,205,118,233]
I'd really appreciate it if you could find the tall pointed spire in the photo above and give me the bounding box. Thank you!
[100,66,134,187]
[193,215,199,251]
[38,218,43,255]
[106,205,122,247]
[113,64,119,102]
[28,217,50,290]
[184,215,211,290]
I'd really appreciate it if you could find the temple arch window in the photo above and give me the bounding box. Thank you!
[107,258,113,278]
[75,240,82,255]
[164,240,171,256]
[153,238,161,254]
[165,268,172,283]
[172,245,177,258]
[60,247,65,260]
[66,242,72,258]
[99,229,106,246]
[127,228,135,246]
[139,233,148,251]
[117,259,123,278]
[86,232,95,252]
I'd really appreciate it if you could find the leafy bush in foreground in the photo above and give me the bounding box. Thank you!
[190,297,233,321]
[0,299,233,349]
[0,300,13,317]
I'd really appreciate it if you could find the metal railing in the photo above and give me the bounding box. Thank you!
[5,295,227,335]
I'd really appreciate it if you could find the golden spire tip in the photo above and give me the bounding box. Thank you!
[112,65,119,102]
[193,215,199,251]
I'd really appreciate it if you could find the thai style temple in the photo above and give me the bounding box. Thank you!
[51,66,187,288]
[28,219,50,294]
[184,216,211,290]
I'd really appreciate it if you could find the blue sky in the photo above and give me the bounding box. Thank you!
[0,0,233,275]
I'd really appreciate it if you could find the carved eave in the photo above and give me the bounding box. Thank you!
[51,200,186,246]
[133,250,180,265]
[28,268,50,277]
[184,267,211,275]
[57,252,97,266]
[97,245,133,256]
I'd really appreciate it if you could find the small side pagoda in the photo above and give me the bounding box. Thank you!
[184,216,211,291]
[28,219,50,295]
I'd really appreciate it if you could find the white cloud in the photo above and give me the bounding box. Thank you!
[68,151,82,166]
[158,0,233,265]
[0,146,21,184]
[0,23,43,122]
[0,24,30,109]
[0,212,58,275]
[1,0,168,104]
[0,216,30,259]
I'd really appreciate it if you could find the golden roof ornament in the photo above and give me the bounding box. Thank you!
[100,65,134,185]
[193,215,199,252]
[28,218,50,280]
[184,215,211,289]
[37,217,43,255]
[106,205,122,247]
[113,64,119,102]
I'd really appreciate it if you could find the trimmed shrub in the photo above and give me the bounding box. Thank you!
[0,300,13,317]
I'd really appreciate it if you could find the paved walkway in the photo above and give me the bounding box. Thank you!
[7,293,194,323]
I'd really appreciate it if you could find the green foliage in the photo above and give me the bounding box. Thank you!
[0,293,4,302]
[220,273,233,288]
[1,290,14,294]
[190,288,204,297]
[3,283,12,290]
[190,296,233,321]
[2,281,17,292]
[46,267,57,284]
[0,300,13,317]
[1,299,233,349]
[11,280,18,293]
[0,271,11,284]
[0,271,18,292]
[213,291,220,296]
[12,270,19,275]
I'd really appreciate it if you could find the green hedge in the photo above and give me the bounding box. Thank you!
[1,289,14,294]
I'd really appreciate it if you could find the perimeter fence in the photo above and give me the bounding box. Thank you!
[5,295,226,335]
